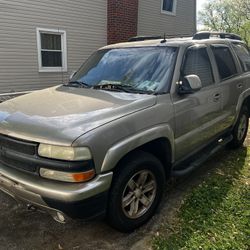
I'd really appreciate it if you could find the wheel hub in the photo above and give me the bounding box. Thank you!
[134,188,142,198]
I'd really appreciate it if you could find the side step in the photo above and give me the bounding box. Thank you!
[172,135,233,177]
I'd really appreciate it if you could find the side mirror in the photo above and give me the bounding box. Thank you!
[69,71,77,81]
[178,75,202,95]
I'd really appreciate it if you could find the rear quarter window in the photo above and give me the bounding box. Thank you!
[211,45,238,80]
[232,43,250,72]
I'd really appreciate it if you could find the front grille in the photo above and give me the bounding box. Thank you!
[0,134,92,175]
[0,154,37,172]
[0,134,37,155]
[0,134,38,173]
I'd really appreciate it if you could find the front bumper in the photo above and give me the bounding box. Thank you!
[0,163,113,221]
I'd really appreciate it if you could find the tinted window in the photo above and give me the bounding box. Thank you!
[182,47,214,87]
[211,45,237,80]
[232,43,250,72]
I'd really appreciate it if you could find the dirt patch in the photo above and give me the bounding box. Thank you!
[0,128,249,250]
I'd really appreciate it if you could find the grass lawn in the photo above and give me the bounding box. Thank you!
[152,147,250,250]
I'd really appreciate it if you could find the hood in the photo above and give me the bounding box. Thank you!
[0,86,156,145]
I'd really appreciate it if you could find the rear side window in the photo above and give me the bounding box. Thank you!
[182,47,214,87]
[211,45,237,80]
[232,43,250,72]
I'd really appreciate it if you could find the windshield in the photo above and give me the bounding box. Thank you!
[71,47,178,94]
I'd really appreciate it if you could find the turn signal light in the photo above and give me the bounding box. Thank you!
[39,168,95,183]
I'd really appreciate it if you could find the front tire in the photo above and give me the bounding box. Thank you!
[107,151,165,232]
[228,106,249,149]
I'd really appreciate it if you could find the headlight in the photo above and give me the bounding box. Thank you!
[40,168,95,182]
[38,144,92,161]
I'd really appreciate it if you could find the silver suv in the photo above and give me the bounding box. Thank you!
[0,32,249,232]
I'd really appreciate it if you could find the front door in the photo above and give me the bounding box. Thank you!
[172,45,223,161]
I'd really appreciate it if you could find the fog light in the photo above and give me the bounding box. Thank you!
[39,168,95,183]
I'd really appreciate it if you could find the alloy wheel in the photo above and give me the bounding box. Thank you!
[237,114,247,141]
[122,170,157,219]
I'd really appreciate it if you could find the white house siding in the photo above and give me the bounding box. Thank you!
[0,0,107,94]
[138,0,196,37]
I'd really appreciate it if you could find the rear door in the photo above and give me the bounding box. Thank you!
[210,44,243,129]
[172,45,223,161]
[231,42,250,95]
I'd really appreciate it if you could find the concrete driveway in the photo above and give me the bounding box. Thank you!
[1,129,249,250]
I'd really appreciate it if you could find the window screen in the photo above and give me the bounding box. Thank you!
[162,0,175,12]
[232,43,250,72]
[211,45,237,80]
[40,33,62,67]
[182,47,214,87]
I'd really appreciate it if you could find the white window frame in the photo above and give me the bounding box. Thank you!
[161,0,177,16]
[36,28,67,73]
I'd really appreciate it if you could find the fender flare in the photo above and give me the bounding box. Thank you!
[100,124,175,173]
[234,88,250,126]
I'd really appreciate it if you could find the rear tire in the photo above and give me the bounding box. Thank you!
[107,151,165,232]
[228,106,249,149]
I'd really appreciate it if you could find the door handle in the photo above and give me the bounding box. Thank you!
[213,93,221,102]
[237,83,243,89]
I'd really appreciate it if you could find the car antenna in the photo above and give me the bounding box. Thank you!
[161,33,167,43]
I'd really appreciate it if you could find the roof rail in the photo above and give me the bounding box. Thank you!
[193,31,242,41]
[128,35,162,42]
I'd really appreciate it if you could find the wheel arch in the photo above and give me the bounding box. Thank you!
[132,138,172,178]
[101,125,174,179]
[235,89,250,125]
[243,95,250,117]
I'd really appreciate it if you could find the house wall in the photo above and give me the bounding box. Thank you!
[0,0,196,94]
[138,0,196,37]
[107,0,138,44]
[0,0,107,94]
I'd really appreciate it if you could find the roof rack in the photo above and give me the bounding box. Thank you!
[128,35,162,42]
[193,31,242,41]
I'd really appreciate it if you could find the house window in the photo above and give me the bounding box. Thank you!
[36,28,67,72]
[161,0,177,15]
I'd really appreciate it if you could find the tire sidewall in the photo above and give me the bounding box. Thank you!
[231,106,249,147]
[107,152,165,232]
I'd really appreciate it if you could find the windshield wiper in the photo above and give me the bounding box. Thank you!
[93,83,154,94]
[64,80,90,88]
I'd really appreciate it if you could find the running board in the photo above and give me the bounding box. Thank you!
[172,135,233,177]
